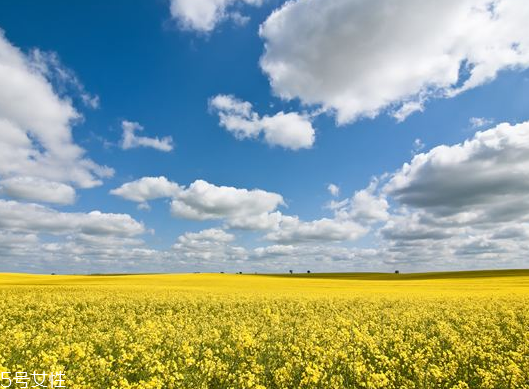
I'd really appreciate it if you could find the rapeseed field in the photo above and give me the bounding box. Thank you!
[1,271,528,388]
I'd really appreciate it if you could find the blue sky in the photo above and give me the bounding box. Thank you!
[1,0,529,274]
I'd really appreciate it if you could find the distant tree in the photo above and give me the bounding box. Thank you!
[307,270,311,274]
[289,270,293,274]
[51,273,56,275]
[395,270,400,274]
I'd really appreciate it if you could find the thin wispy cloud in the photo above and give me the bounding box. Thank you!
[120,121,174,152]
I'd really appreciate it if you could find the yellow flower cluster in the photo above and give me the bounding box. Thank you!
[1,272,528,388]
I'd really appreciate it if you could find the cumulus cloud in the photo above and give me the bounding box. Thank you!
[384,121,529,221]
[265,215,367,244]
[0,31,112,205]
[173,228,247,262]
[120,121,174,152]
[110,176,182,203]
[177,228,235,244]
[259,0,529,124]
[379,209,529,269]
[251,244,381,273]
[0,176,76,205]
[379,211,455,242]
[112,175,373,244]
[209,94,315,150]
[0,199,145,237]
[0,230,166,274]
[329,180,389,225]
[169,0,263,33]
[0,199,157,271]
[347,191,389,224]
[112,177,284,230]
[170,180,284,230]
[376,120,529,268]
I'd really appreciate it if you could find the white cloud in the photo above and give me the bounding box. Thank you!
[111,177,284,230]
[265,215,367,244]
[392,100,425,123]
[259,0,529,124]
[378,208,529,269]
[29,49,100,109]
[170,179,284,229]
[110,176,182,203]
[384,121,529,221]
[169,0,263,33]
[0,199,145,237]
[173,228,247,262]
[376,120,529,268]
[347,190,389,224]
[251,244,381,273]
[412,138,425,154]
[121,121,174,152]
[0,31,113,197]
[177,228,235,244]
[327,183,339,197]
[469,117,494,129]
[113,176,371,244]
[209,94,315,150]
[379,211,455,242]
[0,176,76,205]
[253,244,296,257]
[0,229,167,274]
[330,180,389,224]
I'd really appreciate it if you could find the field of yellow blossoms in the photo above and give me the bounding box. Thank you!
[1,270,529,389]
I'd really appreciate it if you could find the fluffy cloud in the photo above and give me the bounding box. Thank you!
[112,176,371,243]
[265,215,367,244]
[329,180,389,224]
[0,31,112,197]
[110,176,182,203]
[0,176,76,205]
[259,0,529,124]
[170,180,284,229]
[251,244,381,273]
[379,209,529,269]
[120,121,174,152]
[177,228,235,244]
[384,121,529,221]
[209,94,315,150]
[0,230,166,274]
[347,191,389,224]
[376,120,529,268]
[112,177,284,230]
[0,199,154,271]
[169,0,263,33]
[379,211,456,242]
[0,199,145,237]
[173,228,247,262]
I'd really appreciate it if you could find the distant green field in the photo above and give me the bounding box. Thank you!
[265,268,529,280]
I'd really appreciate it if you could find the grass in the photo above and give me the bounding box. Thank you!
[264,268,529,280]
